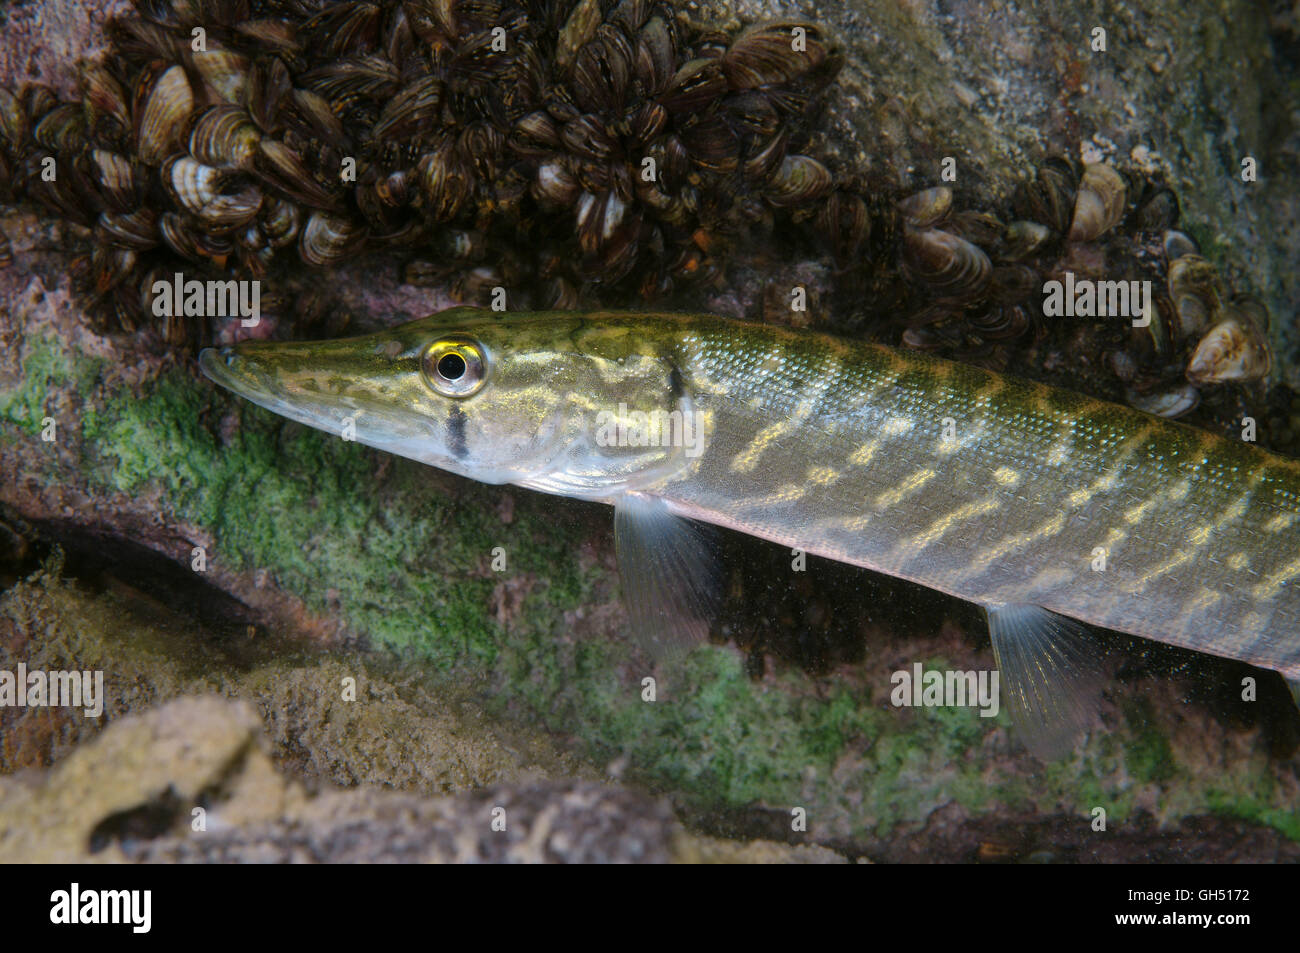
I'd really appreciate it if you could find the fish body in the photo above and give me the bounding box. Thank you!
[658,317,1300,678]
[200,308,1300,752]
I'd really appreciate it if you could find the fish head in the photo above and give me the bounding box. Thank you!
[199,307,707,497]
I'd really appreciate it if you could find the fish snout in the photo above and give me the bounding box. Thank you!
[198,346,239,375]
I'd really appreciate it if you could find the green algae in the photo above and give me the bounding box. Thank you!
[1206,794,1300,842]
[1121,700,1177,784]
[0,336,100,436]
[3,333,1299,846]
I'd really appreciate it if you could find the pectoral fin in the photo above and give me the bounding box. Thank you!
[614,493,720,664]
[985,603,1109,760]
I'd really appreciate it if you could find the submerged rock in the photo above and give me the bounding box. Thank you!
[0,694,843,863]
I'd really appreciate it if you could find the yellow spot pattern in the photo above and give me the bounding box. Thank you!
[806,466,841,486]
[993,466,1022,487]
[1264,512,1298,534]
[1127,471,1262,595]
[729,419,795,474]
[849,439,883,467]
[892,492,1002,562]
[873,468,937,510]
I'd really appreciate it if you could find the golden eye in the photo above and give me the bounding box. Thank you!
[422,337,487,398]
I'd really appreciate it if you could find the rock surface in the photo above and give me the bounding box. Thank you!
[0,692,843,863]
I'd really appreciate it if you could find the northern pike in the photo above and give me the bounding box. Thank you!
[199,308,1300,756]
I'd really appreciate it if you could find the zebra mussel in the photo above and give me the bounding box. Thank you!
[889,159,1272,420]
[2,0,844,339]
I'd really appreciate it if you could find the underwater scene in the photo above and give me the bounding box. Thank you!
[0,0,1298,876]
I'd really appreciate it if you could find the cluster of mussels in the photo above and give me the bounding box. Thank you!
[0,0,843,341]
[885,159,1272,419]
[0,0,1273,423]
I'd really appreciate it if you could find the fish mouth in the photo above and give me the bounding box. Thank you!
[198,345,261,397]
[198,345,330,430]
[198,342,424,440]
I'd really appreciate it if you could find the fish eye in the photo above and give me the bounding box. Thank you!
[438,352,466,379]
[422,337,487,398]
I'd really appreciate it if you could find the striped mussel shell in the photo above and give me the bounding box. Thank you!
[0,86,30,150]
[159,154,262,233]
[162,155,231,213]
[560,113,616,163]
[1126,384,1201,419]
[1013,156,1078,236]
[509,110,561,156]
[259,195,302,249]
[254,138,337,209]
[997,220,1051,262]
[89,148,147,210]
[575,189,632,255]
[79,62,131,142]
[679,113,740,174]
[534,159,579,206]
[417,137,473,222]
[764,154,832,207]
[815,189,870,265]
[89,243,137,293]
[896,186,952,229]
[721,21,837,89]
[34,103,86,152]
[245,54,291,133]
[1186,297,1272,385]
[658,58,728,114]
[134,63,193,165]
[571,24,634,114]
[902,226,993,299]
[632,14,677,96]
[1162,229,1199,261]
[967,304,1032,342]
[299,210,366,266]
[190,48,251,105]
[97,208,159,250]
[235,18,303,54]
[1167,253,1226,339]
[1067,162,1128,243]
[188,105,261,171]
[1134,184,1180,232]
[159,211,232,266]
